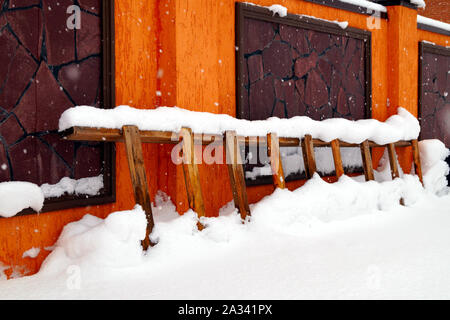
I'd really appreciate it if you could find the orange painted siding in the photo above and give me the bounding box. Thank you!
[1,0,449,278]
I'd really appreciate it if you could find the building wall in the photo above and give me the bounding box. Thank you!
[418,0,450,23]
[0,0,449,277]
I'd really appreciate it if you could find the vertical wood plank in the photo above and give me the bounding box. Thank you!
[179,127,206,219]
[387,143,400,179]
[267,133,286,189]
[360,140,375,181]
[302,134,317,179]
[225,131,250,219]
[411,139,424,185]
[122,125,154,250]
[330,139,344,178]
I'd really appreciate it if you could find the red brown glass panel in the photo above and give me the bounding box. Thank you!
[419,44,450,184]
[242,18,367,121]
[237,9,369,184]
[0,1,107,194]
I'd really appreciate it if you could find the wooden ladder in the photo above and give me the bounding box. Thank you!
[65,126,424,249]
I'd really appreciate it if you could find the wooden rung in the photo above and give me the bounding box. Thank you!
[179,127,206,219]
[387,143,400,179]
[225,131,250,219]
[267,133,286,189]
[330,139,344,178]
[122,125,155,250]
[411,139,424,185]
[360,140,375,181]
[302,134,316,178]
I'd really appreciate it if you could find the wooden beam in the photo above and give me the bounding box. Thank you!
[360,140,375,181]
[122,125,154,250]
[302,134,317,178]
[179,127,206,220]
[225,131,250,219]
[387,143,400,179]
[267,133,286,189]
[64,127,414,149]
[411,139,424,185]
[64,126,178,144]
[330,139,344,178]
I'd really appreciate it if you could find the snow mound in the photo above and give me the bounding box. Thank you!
[39,205,147,275]
[250,173,424,234]
[37,172,427,277]
[22,247,41,259]
[0,181,44,218]
[59,105,419,145]
[419,139,450,196]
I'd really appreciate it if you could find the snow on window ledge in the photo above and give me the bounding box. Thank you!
[0,182,44,218]
[40,175,104,199]
[242,2,349,28]
[338,0,387,13]
[417,15,450,33]
[0,175,104,218]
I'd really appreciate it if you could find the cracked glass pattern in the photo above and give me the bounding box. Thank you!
[0,0,104,189]
[420,50,450,184]
[239,17,367,184]
[241,18,367,121]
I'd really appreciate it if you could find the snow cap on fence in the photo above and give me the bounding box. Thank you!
[59,105,420,145]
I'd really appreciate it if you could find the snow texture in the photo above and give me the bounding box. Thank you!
[0,182,44,218]
[338,0,387,13]
[419,139,450,196]
[40,175,104,199]
[1,182,450,298]
[242,2,348,29]
[417,15,450,32]
[411,0,426,8]
[0,140,448,299]
[22,248,41,259]
[267,4,287,17]
[246,147,362,180]
[59,106,420,145]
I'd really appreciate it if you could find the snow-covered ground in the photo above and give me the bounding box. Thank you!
[1,102,448,299]
[0,147,449,299]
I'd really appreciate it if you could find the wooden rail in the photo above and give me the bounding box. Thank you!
[64,126,424,249]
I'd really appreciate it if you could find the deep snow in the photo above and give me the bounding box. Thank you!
[0,184,449,299]
[0,140,449,299]
[0,137,448,299]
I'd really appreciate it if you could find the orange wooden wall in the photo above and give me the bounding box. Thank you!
[0,0,449,278]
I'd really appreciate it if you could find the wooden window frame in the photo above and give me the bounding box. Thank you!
[13,0,116,217]
[235,2,372,186]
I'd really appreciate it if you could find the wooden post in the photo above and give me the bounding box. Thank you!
[267,133,286,189]
[330,139,344,178]
[225,131,250,219]
[302,134,316,179]
[411,139,424,185]
[179,127,206,219]
[360,140,375,181]
[122,125,154,250]
[387,143,400,179]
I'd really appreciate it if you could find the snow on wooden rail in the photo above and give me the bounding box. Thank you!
[59,106,420,145]
[60,106,424,250]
